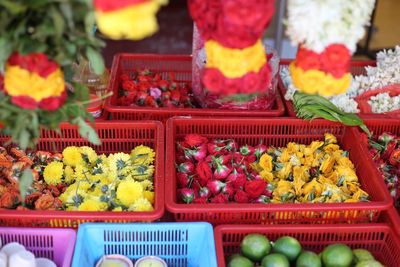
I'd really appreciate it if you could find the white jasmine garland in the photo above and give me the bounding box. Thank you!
[368,93,400,113]
[286,0,376,53]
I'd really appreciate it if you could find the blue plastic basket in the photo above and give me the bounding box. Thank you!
[72,222,217,267]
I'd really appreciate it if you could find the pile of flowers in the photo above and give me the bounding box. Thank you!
[175,133,368,204]
[117,69,196,108]
[364,132,400,210]
[188,0,275,97]
[282,46,400,114]
[286,0,375,96]
[0,145,156,212]
[93,0,168,40]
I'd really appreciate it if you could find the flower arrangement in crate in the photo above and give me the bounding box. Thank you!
[281,0,377,130]
[189,0,278,110]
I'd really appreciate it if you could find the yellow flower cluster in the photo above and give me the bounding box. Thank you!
[253,133,369,204]
[95,0,168,41]
[4,66,65,101]
[42,145,156,212]
[289,63,351,97]
[205,39,267,78]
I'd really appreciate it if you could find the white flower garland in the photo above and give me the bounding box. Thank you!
[286,0,375,53]
[281,46,400,114]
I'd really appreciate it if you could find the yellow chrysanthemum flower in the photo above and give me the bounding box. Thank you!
[143,191,155,205]
[259,154,273,172]
[108,152,131,175]
[129,197,154,212]
[64,165,75,184]
[80,146,98,165]
[43,161,64,185]
[63,146,84,167]
[141,180,154,191]
[78,199,107,211]
[133,165,155,180]
[116,180,143,206]
[131,145,155,166]
[113,207,123,212]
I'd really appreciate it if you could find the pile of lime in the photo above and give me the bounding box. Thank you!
[227,234,384,267]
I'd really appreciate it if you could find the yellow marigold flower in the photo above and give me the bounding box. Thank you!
[128,197,154,212]
[278,149,291,163]
[43,161,64,185]
[286,142,300,154]
[260,170,274,183]
[116,180,143,206]
[324,144,340,154]
[143,191,155,205]
[78,199,107,211]
[309,141,324,153]
[64,165,75,184]
[80,146,98,165]
[63,146,84,167]
[336,166,358,183]
[320,155,335,174]
[336,157,354,169]
[131,145,155,166]
[273,180,295,202]
[324,133,337,144]
[259,154,273,172]
[303,178,323,197]
[293,166,306,195]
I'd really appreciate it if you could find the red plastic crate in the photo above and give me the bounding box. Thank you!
[214,223,400,267]
[0,121,164,228]
[277,60,397,118]
[104,54,285,122]
[165,117,392,225]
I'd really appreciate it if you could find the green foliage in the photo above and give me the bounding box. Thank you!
[293,92,371,136]
[0,0,106,148]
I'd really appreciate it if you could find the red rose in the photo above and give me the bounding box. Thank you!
[196,160,213,186]
[295,47,321,71]
[321,44,350,78]
[224,77,242,96]
[258,64,272,89]
[7,52,58,78]
[245,180,267,198]
[242,71,261,94]
[231,173,247,189]
[234,190,249,203]
[39,90,67,111]
[184,134,208,147]
[11,96,38,110]
[210,193,229,204]
[177,173,190,188]
[222,183,235,199]
[203,68,225,94]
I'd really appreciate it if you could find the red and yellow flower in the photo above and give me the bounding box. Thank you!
[291,44,352,97]
[93,0,167,40]
[4,53,66,110]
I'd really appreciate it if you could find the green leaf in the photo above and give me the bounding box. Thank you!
[86,46,105,75]
[19,129,30,150]
[19,169,34,202]
[50,6,65,37]
[74,117,101,145]
[0,37,13,72]
[0,0,27,14]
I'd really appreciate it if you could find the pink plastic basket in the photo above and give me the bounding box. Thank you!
[0,227,76,267]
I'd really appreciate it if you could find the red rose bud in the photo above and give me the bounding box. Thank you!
[199,186,211,199]
[234,190,249,203]
[193,144,208,161]
[245,180,267,199]
[210,193,229,204]
[255,144,268,158]
[214,164,232,180]
[170,90,181,103]
[212,154,230,166]
[389,149,400,166]
[179,188,195,204]
[196,160,213,186]
[378,132,396,144]
[254,195,271,204]
[177,162,195,173]
[207,180,226,195]
[177,173,191,188]
[225,140,237,151]
[208,143,224,155]
[122,80,136,91]
[230,173,247,190]
[246,154,257,164]
[239,145,255,156]
[222,183,235,199]
[193,197,208,204]
[382,141,397,160]
[184,134,208,147]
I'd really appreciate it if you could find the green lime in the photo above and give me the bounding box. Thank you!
[272,236,302,261]
[296,251,321,267]
[227,255,254,267]
[355,260,384,267]
[353,249,375,263]
[241,234,271,262]
[261,253,290,267]
[322,243,353,267]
